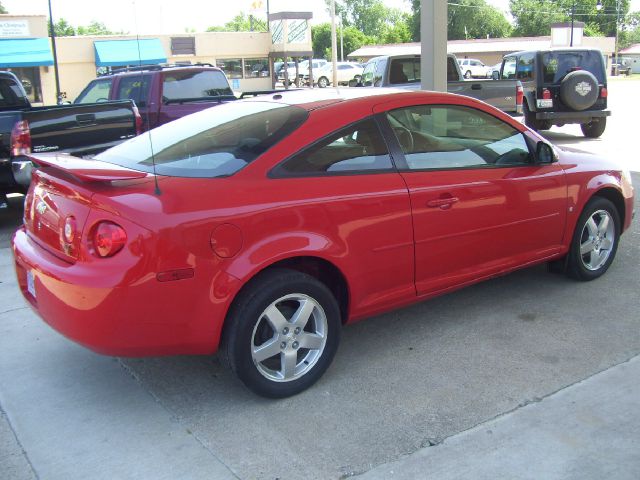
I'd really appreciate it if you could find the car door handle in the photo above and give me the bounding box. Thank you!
[471,84,482,90]
[427,197,459,209]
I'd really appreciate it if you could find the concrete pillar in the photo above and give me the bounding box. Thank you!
[420,0,447,92]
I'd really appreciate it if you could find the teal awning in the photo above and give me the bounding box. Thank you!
[0,38,54,67]
[94,39,167,67]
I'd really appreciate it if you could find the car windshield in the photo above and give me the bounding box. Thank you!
[542,51,605,84]
[96,101,308,178]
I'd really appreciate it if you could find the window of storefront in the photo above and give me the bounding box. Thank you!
[244,58,270,78]
[3,67,42,103]
[217,58,243,79]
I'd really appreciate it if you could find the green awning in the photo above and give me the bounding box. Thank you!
[94,39,167,67]
[0,38,54,67]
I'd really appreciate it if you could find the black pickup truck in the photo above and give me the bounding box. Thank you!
[1,71,141,203]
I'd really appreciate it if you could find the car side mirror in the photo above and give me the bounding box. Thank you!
[491,71,500,80]
[536,141,555,164]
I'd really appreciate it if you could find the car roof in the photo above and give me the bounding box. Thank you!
[240,88,463,112]
[505,48,603,57]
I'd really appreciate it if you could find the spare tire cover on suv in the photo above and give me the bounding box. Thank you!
[560,70,599,111]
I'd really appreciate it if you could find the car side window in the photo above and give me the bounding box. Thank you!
[75,79,112,103]
[274,118,393,176]
[386,105,532,170]
[517,53,535,82]
[502,57,517,79]
[115,75,151,107]
[362,61,376,86]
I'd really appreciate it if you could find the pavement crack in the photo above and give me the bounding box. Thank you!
[0,402,41,480]
[116,358,243,480]
[0,306,29,316]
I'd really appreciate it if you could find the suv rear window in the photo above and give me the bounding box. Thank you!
[96,101,308,178]
[542,51,605,84]
[162,70,233,102]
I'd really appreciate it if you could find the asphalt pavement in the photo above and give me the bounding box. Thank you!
[0,78,639,480]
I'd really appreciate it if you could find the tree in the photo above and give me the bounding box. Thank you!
[54,18,76,37]
[410,0,511,41]
[312,22,374,60]
[510,0,632,38]
[206,12,265,32]
[76,21,122,36]
[0,2,7,14]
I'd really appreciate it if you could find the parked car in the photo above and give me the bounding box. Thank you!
[487,62,503,79]
[458,58,491,78]
[75,64,237,131]
[610,57,632,76]
[13,89,634,398]
[279,59,327,86]
[499,49,610,137]
[354,53,523,114]
[307,62,363,88]
[0,71,141,200]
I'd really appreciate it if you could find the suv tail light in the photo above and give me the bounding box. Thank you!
[600,87,608,98]
[516,84,523,107]
[90,221,127,258]
[11,120,31,156]
[132,105,143,135]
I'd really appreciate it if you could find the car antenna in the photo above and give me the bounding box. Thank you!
[133,1,161,195]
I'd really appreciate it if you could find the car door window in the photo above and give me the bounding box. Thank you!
[517,53,535,82]
[273,118,393,176]
[115,75,151,107]
[386,105,531,170]
[75,79,112,103]
[502,57,517,79]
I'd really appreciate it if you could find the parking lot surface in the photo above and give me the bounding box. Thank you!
[1,79,638,479]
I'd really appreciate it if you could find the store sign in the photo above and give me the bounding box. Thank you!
[0,20,30,37]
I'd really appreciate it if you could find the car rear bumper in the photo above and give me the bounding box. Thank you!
[12,227,240,357]
[536,110,611,122]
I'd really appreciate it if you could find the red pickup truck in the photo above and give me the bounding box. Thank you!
[74,64,237,131]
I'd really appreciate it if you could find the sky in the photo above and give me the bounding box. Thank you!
[3,0,639,35]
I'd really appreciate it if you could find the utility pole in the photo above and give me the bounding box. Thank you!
[47,0,62,103]
[330,0,338,87]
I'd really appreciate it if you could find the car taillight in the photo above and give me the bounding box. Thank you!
[132,105,143,135]
[91,221,127,258]
[516,84,523,106]
[11,120,31,156]
[63,216,77,243]
[542,88,552,100]
[600,87,608,98]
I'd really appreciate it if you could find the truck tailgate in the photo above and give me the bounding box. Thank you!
[23,100,137,157]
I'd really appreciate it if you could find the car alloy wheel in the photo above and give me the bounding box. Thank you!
[567,197,620,281]
[221,268,341,398]
[318,76,329,88]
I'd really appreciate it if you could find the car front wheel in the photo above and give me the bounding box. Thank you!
[464,70,472,79]
[317,76,329,88]
[220,268,341,398]
[567,197,620,281]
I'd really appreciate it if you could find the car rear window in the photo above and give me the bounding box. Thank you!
[542,51,605,84]
[96,101,308,178]
[162,70,234,102]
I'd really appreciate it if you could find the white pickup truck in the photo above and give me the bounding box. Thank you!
[355,53,523,114]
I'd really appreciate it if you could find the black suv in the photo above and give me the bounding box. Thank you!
[500,49,610,138]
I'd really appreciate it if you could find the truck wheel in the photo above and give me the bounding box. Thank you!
[464,70,472,79]
[567,197,620,281]
[581,118,606,138]
[220,268,341,398]
[317,76,329,88]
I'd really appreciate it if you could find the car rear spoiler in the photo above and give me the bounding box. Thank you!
[29,153,148,182]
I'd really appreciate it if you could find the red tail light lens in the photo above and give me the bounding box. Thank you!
[600,87,608,98]
[91,221,127,258]
[542,88,552,100]
[132,105,143,135]
[516,84,524,106]
[11,120,31,156]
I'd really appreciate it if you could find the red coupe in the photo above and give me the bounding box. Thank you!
[12,89,635,397]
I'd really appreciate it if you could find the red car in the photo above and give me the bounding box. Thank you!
[12,89,635,398]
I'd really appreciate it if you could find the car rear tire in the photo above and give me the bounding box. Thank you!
[567,197,620,281]
[318,76,329,88]
[581,118,607,138]
[220,268,341,398]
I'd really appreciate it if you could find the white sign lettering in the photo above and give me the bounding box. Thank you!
[0,20,30,37]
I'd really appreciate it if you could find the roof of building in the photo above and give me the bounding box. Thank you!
[348,36,616,60]
[619,43,640,55]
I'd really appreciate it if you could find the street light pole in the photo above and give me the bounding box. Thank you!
[47,0,62,103]
[570,0,575,47]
